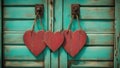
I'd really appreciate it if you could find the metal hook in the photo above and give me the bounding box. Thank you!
[71,4,80,19]
[35,4,44,18]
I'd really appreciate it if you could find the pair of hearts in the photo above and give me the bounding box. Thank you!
[23,30,64,56]
[23,30,87,57]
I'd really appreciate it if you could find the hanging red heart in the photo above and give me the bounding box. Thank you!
[44,31,64,52]
[23,30,46,56]
[63,30,87,57]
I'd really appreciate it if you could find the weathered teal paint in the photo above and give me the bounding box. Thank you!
[54,0,67,68]
[70,61,113,68]
[2,0,116,68]
[5,46,113,60]
[48,0,63,68]
[60,47,67,68]
[115,0,120,68]
[4,46,44,60]
[4,20,114,33]
[4,7,114,19]
[44,47,50,68]
[4,0,48,68]
[68,46,113,60]
[4,33,114,45]
[4,0,46,5]
[5,61,44,67]
[4,0,114,6]
[63,0,114,68]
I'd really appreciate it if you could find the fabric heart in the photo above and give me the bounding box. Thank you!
[23,30,46,56]
[63,30,87,57]
[44,31,64,52]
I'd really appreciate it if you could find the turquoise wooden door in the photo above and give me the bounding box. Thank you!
[62,0,114,68]
[3,0,49,68]
[2,0,120,68]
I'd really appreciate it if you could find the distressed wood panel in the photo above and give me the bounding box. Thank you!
[72,67,113,68]
[5,46,113,60]
[4,7,47,19]
[44,47,50,68]
[4,20,47,31]
[5,61,113,68]
[5,61,43,67]
[4,0,114,6]
[3,33,114,45]
[51,51,58,68]
[63,1,114,67]
[50,0,67,68]
[3,0,115,68]
[59,47,67,68]
[4,46,44,60]
[68,46,113,60]
[4,7,33,18]
[4,7,114,19]
[115,0,120,68]
[70,61,113,68]
[64,0,114,20]
[49,0,63,68]
[79,7,114,19]
[4,20,114,33]
[4,0,47,5]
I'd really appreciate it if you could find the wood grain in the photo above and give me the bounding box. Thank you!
[4,0,114,6]
[4,33,114,45]
[70,61,113,68]
[4,20,114,33]
[4,46,113,61]
[4,7,114,19]
[5,61,44,67]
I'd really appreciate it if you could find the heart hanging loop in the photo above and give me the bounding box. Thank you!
[31,14,44,33]
[63,10,87,57]
[36,10,44,31]
[76,15,82,30]
[67,15,82,30]
[68,15,74,30]
[30,15,44,47]
[23,10,46,56]
[39,16,44,30]
[31,16,37,36]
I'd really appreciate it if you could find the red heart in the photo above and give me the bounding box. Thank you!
[44,31,64,51]
[63,30,87,57]
[23,30,46,56]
